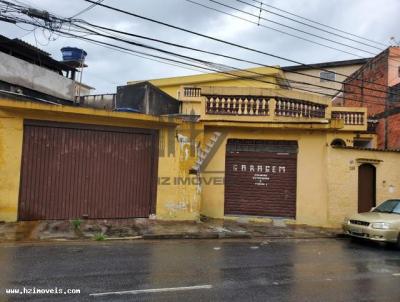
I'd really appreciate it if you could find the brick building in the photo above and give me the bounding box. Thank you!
[340,47,400,148]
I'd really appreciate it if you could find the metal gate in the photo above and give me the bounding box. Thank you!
[224,139,297,217]
[18,120,158,220]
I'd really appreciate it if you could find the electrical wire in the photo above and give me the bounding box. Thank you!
[70,0,104,18]
[184,0,365,59]
[246,0,388,47]
[12,16,389,107]
[73,21,395,101]
[81,0,394,91]
[1,2,395,108]
[205,0,377,56]
[2,0,398,101]
[235,0,383,51]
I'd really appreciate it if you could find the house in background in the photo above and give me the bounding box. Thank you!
[121,67,400,227]
[127,66,288,102]
[127,59,369,102]
[0,35,94,104]
[340,47,400,149]
[282,58,370,96]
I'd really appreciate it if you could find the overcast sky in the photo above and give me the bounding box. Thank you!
[2,0,400,93]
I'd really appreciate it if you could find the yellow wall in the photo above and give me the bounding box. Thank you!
[155,122,203,220]
[327,148,400,227]
[0,98,200,222]
[128,67,282,98]
[0,112,23,221]
[284,64,364,96]
[200,127,398,227]
[200,127,332,226]
[2,97,397,227]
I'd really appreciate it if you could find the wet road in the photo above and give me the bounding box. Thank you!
[0,238,399,301]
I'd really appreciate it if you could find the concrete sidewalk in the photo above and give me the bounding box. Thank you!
[0,217,341,243]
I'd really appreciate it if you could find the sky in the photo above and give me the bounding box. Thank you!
[1,0,400,94]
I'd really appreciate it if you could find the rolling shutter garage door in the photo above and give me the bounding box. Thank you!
[224,139,297,217]
[18,120,158,220]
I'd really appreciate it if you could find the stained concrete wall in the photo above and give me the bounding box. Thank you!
[284,64,364,96]
[0,52,75,101]
[2,97,395,227]
[0,113,23,222]
[200,127,335,226]
[0,97,200,222]
[128,67,281,99]
[327,147,400,227]
[199,127,385,227]
[155,122,202,220]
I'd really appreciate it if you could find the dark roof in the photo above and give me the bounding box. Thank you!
[12,38,50,57]
[0,34,75,73]
[282,58,371,72]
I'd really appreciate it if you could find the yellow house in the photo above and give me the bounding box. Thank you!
[128,66,285,100]
[1,66,399,228]
[0,94,200,222]
[125,66,400,227]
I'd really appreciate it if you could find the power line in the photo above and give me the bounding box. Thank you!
[235,0,383,51]
[228,0,400,70]
[60,30,207,75]
[70,0,104,18]
[81,0,394,91]
[206,0,378,56]
[22,17,391,107]
[247,0,388,47]
[2,3,393,107]
[184,0,365,58]
[73,21,395,101]
[2,0,396,96]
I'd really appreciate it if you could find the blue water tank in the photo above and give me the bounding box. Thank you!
[61,47,87,62]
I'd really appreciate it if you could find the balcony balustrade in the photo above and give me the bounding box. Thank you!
[179,86,367,131]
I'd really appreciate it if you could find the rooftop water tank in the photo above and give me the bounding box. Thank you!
[61,47,87,62]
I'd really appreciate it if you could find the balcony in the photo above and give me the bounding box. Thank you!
[179,86,367,131]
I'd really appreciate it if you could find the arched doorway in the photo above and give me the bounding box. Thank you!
[358,163,376,213]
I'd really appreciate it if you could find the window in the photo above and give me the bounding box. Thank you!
[320,71,336,82]
[353,139,372,148]
[330,139,346,147]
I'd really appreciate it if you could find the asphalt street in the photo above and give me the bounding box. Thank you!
[0,238,399,302]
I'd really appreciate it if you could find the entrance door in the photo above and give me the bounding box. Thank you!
[358,163,376,213]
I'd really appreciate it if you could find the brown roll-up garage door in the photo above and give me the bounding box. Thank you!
[18,120,158,220]
[224,139,297,217]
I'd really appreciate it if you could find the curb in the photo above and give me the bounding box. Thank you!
[142,233,251,240]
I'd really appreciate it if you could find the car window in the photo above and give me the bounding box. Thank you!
[374,200,400,213]
[392,203,400,214]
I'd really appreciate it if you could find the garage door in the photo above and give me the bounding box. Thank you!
[18,120,158,220]
[224,139,297,217]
